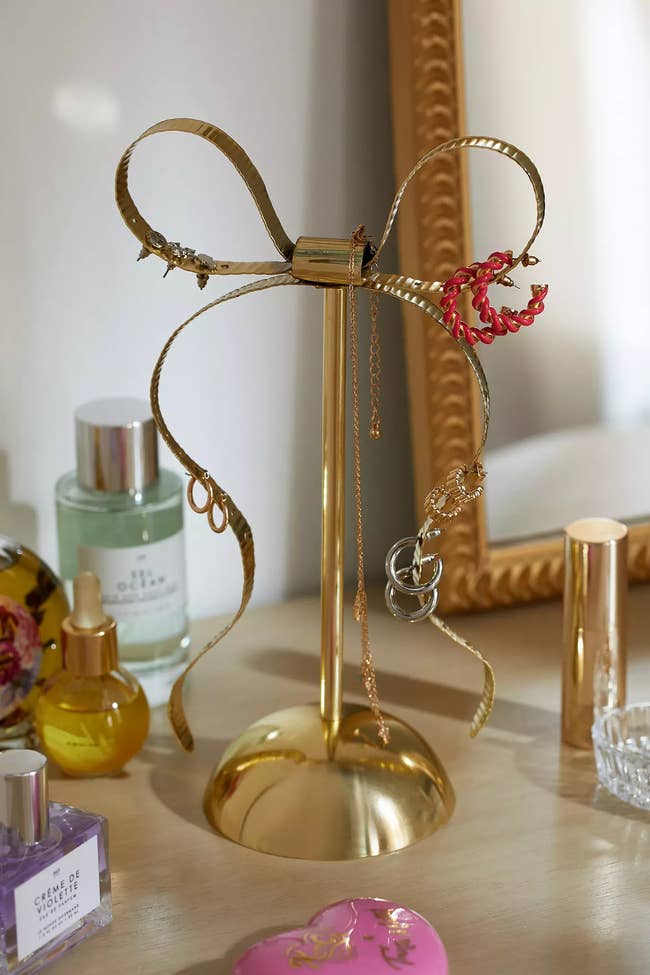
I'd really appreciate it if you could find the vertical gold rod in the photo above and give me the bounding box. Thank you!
[320,286,347,727]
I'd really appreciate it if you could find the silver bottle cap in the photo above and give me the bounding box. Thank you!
[0,749,49,845]
[75,398,159,492]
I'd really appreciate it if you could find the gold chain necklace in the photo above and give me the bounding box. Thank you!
[348,225,389,746]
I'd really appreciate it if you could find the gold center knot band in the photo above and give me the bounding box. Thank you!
[115,118,546,750]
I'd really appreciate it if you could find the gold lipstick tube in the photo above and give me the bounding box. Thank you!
[561,517,627,748]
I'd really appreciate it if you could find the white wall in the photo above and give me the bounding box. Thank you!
[463,0,650,450]
[0,0,413,619]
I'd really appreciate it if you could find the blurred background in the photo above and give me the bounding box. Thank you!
[463,0,650,542]
[0,0,412,620]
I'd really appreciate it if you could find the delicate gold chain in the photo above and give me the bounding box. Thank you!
[349,226,390,747]
[368,283,381,440]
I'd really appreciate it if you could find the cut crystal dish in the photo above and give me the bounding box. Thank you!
[593,704,650,810]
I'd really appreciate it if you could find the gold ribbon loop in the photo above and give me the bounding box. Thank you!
[116,118,295,279]
[372,135,545,285]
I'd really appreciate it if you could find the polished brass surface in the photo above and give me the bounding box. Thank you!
[320,289,346,727]
[562,518,628,748]
[115,119,546,856]
[205,702,454,860]
[199,283,453,858]
[292,236,368,285]
[115,123,543,750]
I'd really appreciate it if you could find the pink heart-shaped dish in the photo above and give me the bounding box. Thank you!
[232,897,448,974]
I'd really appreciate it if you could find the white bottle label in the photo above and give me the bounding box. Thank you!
[14,835,101,961]
[78,533,187,643]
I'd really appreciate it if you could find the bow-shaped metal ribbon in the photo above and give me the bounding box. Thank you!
[115,118,546,751]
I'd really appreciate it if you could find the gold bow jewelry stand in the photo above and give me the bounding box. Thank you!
[115,119,545,860]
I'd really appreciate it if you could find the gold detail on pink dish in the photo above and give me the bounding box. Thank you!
[286,931,353,968]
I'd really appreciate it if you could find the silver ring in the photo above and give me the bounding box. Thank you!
[384,534,444,622]
[385,538,442,596]
[385,576,439,622]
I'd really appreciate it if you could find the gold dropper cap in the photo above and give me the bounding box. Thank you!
[62,571,118,677]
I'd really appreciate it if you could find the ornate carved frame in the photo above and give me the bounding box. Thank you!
[388,0,650,611]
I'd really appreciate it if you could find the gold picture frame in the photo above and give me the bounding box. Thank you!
[388,0,650,611]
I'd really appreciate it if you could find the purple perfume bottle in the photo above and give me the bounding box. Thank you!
[0,750,112,974]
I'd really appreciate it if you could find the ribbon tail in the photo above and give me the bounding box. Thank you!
[168,501,254,751]
[425,609,495,737]
[151,273,301,750]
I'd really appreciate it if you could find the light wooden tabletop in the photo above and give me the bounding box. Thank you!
[50,585,650,975]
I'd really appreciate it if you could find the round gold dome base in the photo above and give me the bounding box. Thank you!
[204,702,454,860]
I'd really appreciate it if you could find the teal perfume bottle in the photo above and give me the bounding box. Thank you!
[55,399,189,707]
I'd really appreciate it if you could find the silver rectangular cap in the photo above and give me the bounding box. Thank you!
[75,397,159,492]
[0,749,49,845]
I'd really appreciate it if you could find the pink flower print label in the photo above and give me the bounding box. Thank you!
[0,596,42,720]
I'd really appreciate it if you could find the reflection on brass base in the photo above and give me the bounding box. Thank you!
[205,702,454,860]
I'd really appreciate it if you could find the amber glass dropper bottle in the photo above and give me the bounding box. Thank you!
[35,571,150,776]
